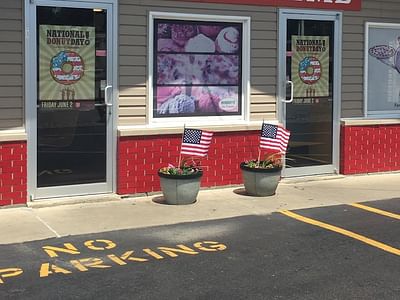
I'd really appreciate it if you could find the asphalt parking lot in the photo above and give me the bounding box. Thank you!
[0,198,399,299]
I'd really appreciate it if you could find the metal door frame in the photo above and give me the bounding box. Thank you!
[278,9,342,177]
[25,0,118,199]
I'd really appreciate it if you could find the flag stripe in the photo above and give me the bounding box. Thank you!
[182,144,210,149]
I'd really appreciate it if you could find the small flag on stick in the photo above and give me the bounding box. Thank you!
[180,128,213,157]
[260,123,290,153]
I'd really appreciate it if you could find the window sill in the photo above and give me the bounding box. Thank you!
[0,129,27,142]
[118,121,279,137]
[341,118,400,126]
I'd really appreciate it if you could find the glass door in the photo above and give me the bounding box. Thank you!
[278,10,341,177]
[28,1,115,199]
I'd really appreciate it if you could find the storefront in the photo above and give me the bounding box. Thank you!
[0,0,398,206]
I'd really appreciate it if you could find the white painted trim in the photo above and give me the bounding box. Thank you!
[0,130,27,142]
[34,182,111,200]
[33,0,114,3]
[364,22,400,118]
[117,120,277,137]
[25,0,37,200]
[111,0,119,194]
[363,22,369,118]
[333,11,342,177]
[279,8,341,18]
[148,11,251,127]
[341,118,400,126]
[284,165,336,178]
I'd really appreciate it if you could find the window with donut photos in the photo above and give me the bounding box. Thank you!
[153,18,243,118]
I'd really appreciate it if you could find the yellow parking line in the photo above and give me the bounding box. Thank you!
[280,210,400,256]
[350,203,400,220]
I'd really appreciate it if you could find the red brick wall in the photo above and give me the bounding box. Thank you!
[117,131,261,195]
[340,124,400,175]
[0,141,27,206]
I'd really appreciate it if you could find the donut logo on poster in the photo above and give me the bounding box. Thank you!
[50,50,85,85]
[298,56,322,84]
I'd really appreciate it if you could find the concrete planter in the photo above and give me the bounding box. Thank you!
[158,170,203,205]
[240,162,282,197]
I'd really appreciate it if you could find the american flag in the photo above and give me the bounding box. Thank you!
[180,128,213,157]
[260,123,290,153]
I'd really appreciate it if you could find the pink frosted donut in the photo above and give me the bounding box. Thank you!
[171,24,197,46]
[198,25,222,40]
[158,38,183,52]
[157,86,182,105]
[215,27,239,53]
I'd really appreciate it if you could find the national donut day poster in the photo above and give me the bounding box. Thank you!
[291,35,330,99]
[39,25,95,106]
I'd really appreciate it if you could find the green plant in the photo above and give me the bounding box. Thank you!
[243,153,283,169]
[159,157,203,175]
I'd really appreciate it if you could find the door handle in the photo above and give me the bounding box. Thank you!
[104,85,113,107]
[281,80,294,103]
[94,85,113,107]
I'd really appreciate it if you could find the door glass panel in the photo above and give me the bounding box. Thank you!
[285,20,334,168]
[37,7,108,187]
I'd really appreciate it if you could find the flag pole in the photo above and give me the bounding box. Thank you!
[178,124,185,168]
[257,119,264,166]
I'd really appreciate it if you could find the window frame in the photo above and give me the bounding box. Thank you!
[148,11,251,126]
[364,22,400,118]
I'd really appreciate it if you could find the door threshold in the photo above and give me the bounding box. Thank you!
[27,193,121,209]
[281,173,345,184]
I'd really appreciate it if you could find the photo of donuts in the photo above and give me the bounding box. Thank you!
[156,86,239,115]
[156,21,241,54]
[154,19,242,117]
[157,54,239,85]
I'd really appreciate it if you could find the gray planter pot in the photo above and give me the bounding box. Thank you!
[158,170,203,205]
[240,162,282,197]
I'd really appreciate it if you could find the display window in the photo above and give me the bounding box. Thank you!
[365,22,400,117]
[151,16,246,120]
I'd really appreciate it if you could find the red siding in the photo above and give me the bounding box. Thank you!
[340,124,400,175]
[0,141,27,206]
[117,131,261,195]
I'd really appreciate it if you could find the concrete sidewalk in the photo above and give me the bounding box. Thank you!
[1,172,399,245]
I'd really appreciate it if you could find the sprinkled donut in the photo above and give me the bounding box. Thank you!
[298,56,322,84]
[50,50,84,85]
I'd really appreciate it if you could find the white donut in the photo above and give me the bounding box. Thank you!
[215,27,239,53]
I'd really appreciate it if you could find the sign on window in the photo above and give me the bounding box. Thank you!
[291,36,330,98]
[38,25,95,109]
[366,24,400,114]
